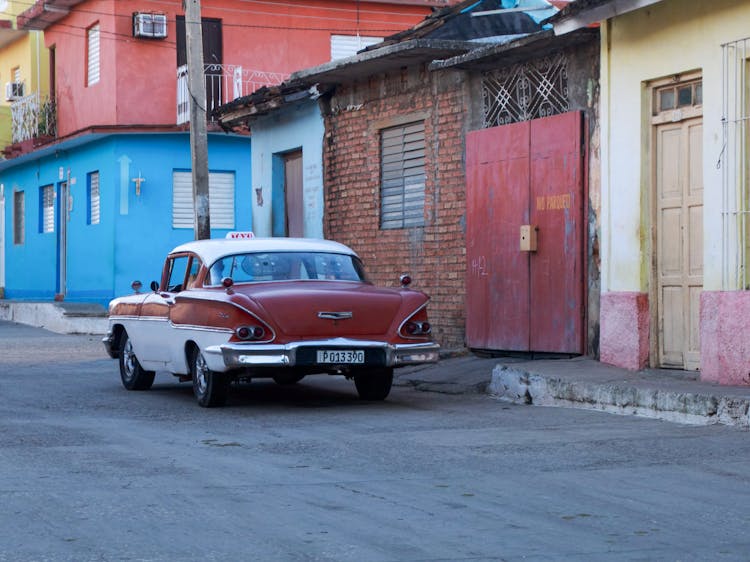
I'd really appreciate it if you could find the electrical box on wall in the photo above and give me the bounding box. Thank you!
[520,224,538,252]
[133,13,167,39]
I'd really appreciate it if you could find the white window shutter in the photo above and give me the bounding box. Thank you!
[87,24,100,86]
[89,172,100,225]
[42,185,54,233]
[172,171,235,229]
[330,35,383,60]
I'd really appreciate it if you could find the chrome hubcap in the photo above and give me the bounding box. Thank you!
[123,339,136,381]
[195,353,208,395]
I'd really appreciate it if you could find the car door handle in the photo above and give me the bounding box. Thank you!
[160,293,175,305]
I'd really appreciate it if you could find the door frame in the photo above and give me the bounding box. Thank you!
[648,71,703,369]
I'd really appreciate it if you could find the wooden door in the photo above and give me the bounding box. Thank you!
[176,17,223,112]
[655,118,703,370]
[284,150,304,237]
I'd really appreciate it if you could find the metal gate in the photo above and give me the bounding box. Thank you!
[465,111,584,353]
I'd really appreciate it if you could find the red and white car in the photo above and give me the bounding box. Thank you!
[103,235,440,407]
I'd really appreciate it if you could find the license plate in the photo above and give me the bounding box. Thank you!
[316,350,365,364]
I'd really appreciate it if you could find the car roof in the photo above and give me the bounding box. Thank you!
[170,237,359,266]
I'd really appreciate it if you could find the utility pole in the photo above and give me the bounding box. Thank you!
[184,0,211,240]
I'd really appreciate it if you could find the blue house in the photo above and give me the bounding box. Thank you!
[0,133,252,305]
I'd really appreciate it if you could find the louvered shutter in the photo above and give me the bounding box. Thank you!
[330,35,383,60]
[89,172,100,225]
[87,24,100,86]
[41,185,54,233]
[172,171,235,229]
[380,122,426,229]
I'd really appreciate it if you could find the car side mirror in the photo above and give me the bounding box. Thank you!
[150,281,159,292]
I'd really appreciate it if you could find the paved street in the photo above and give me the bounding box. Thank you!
[1,321,750,561]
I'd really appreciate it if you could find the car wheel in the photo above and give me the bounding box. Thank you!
[118,332,155,391]
[191,347,229,408]
[272,373,305,385]
[354,368,393,401]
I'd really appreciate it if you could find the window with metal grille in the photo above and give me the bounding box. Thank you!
[13,191,24,245]
[380,121,426,229]
[40,185,54,233]
[88,171,100,225]
[482,52,569,127]
[172,171,235,229]
[87,23,100,86]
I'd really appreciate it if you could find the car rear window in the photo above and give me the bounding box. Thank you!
[207,252,367,285]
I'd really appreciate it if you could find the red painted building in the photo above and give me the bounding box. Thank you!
[17,0,452,140]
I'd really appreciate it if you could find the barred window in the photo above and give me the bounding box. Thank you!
[380,121,426,229]
[40,184,54,233]
[482,52,569,127]
[13,191,24,245]
[88,171,100,225]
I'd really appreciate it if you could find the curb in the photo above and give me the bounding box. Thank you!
[0,302,108,335]
[488,365,750,429]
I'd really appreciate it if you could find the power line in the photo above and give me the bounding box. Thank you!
[1,0,430,29]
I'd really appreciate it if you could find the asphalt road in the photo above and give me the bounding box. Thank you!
[1,320,750,561]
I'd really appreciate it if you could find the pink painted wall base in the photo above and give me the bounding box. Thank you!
[599,292,649,371]
[700,291,750,386]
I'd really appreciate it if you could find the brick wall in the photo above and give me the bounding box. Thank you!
[323,65,468,350]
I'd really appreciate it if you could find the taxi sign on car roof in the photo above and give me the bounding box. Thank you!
[226,231,255,239]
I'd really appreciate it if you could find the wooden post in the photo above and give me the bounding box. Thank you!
[184,0,211,240]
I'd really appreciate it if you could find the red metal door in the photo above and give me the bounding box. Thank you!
[466,121,531,351]
[466,111,583,353]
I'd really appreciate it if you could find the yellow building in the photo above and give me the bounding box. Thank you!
[551,0,750,385]
[0,0,50,153]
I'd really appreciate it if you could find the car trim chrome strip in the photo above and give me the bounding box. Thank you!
[317,311,353,320]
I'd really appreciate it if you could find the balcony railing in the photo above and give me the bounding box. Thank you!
[11,92,56,144]
[177,64,288,124]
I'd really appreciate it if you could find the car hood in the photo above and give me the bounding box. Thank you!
[235,281,405,337]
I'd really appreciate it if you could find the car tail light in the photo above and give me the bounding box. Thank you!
[399,302,432,339]
[403,321,431,336]
[236,325,265,341]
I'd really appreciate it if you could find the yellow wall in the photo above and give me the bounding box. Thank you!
[0,31,50,105]
[600,0,750,292]
[0,30,49,151]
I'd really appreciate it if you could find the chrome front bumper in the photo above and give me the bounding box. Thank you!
[204,338,440,372]
[102,330,117,359]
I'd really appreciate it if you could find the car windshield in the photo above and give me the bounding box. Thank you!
[207,251,368,285]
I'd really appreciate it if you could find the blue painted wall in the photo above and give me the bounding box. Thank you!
[250,100,324,238]
[1,132,251,304]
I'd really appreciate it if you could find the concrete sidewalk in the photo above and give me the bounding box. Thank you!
[395,354,750,429]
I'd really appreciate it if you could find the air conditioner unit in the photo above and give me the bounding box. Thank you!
[133,13,167,39]
[5,81,23,101]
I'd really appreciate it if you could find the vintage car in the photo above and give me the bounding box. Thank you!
[103,235,440,407]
